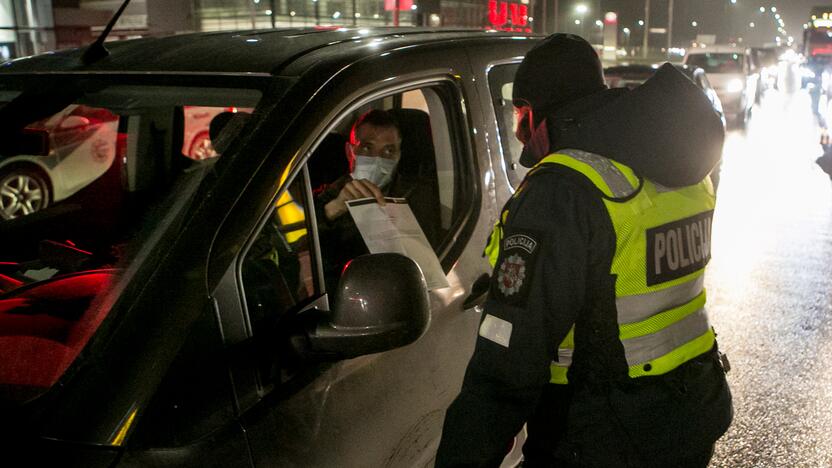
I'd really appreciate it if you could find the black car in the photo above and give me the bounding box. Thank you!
[0,28,540,466]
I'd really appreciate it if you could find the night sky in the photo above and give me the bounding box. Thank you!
[553,0,826,47]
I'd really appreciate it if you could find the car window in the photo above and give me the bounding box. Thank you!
[182,106,255,160]
[239,81,471,333]
[309,84,464,293]
[488,62,527,188]
[686,53,744,74]
[241,172,316,332]
[0,83,262,404]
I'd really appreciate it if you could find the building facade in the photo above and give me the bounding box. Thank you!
[2,0,537,60]
[0,0,56,60]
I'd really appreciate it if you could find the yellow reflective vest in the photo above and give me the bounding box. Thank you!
[486,149,716,384]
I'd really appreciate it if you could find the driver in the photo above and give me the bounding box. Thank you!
[315,109,403,291]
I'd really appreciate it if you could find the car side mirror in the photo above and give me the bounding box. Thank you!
[293,253,430,360]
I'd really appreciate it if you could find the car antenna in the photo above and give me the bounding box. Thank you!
[81,0,132,65]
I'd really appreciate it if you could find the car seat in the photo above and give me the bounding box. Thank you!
[308,132,350,193]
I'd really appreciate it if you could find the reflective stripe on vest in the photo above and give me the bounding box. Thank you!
[554,149,641,198]
[497,150,717,384]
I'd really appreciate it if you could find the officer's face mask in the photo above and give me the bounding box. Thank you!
[352,155,398,188]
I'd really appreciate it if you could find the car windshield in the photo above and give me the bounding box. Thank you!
[0,79,261,404]
[686,53,744,74]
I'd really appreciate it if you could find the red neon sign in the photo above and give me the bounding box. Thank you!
[384,0,414,11]
[488,0,531,32]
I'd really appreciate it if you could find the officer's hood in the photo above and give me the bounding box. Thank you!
[523,63,725,188]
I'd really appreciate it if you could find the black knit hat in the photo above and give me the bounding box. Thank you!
[513,34,606,113]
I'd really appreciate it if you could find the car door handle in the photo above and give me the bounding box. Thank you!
[462,273,491,310]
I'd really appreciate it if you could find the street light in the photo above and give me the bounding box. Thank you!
[575,4,588,37]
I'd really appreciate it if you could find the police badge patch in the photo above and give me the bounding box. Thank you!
[491,229,542,305]
[497,254,526,296]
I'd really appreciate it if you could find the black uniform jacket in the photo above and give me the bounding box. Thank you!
[437,165,614,467]
[436,64,732,468]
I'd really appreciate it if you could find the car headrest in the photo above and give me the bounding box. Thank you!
[387,108,436,179]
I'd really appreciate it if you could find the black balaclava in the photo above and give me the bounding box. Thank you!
[512,33,606,113]
[512,34,607,166]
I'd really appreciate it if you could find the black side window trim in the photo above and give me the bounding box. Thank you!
[234,166,323,338]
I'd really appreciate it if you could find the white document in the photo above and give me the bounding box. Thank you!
[346,197,449,291]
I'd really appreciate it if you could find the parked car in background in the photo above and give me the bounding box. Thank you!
[0,104,119,220]
[683,46,759,128]
[0,103,251,220]
[0,27,542,467]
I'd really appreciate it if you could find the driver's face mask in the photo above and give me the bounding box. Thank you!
[351,155,398,188]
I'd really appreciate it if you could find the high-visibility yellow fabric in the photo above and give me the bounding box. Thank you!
[549,326,574,384]
[275,190,307,243]
[603,177,715,297]
[488,151,716,385]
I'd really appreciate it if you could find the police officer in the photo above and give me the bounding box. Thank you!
[436,34,733,468]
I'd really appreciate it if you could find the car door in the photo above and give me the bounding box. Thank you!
[48,105,119,196]
[211,42,500,466]
[465,37,538,205]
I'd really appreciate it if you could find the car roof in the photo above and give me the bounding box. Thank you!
[0,28,532,77]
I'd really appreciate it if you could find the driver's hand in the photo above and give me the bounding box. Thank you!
[324,178,386,221]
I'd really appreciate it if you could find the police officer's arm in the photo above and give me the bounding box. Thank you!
[436,170,609,467]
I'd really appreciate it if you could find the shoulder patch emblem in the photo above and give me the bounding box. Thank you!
[497,254,526,296]
[490,227,543,306]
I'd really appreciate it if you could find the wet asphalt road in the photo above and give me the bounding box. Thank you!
[706,72,832,466]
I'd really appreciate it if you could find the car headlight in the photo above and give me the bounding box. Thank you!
[725,78,744,93]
